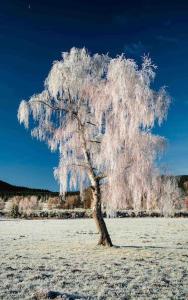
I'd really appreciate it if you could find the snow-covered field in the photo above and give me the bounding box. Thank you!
[0,218,188,300]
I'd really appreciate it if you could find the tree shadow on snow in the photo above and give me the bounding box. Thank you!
[113,245,186,250]
[47,290,89,299]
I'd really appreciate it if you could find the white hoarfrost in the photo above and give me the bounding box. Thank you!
[158,177,182,217]
[4,196,40,216]
[17,100,29,128]
[0,218,188,299]
[18,47,171,211]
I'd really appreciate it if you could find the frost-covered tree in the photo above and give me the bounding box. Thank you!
[158,176,182,216]
[18,48,170,246]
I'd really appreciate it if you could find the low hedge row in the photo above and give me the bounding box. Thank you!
[1,209,188,219]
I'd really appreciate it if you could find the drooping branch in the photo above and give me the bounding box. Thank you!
[89,140,101,144]
[86,121,97,126]
[35,100,69,113]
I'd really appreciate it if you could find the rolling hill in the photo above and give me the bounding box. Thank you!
[0,180,58,197]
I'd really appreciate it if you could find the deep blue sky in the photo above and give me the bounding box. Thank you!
[0,0,188,191]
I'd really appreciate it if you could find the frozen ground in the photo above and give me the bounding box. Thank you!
[0,218,188,300]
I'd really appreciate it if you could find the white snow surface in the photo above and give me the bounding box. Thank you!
[0,218,188,299]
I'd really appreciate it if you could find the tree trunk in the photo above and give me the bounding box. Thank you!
[92,182,113,247]
[76,118,112,247]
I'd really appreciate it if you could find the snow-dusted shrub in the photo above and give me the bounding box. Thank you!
[4,197,19,211]
[4,199,13,213]
[47,197,62,209]
[19,196,38,216]
[4,197,20,217]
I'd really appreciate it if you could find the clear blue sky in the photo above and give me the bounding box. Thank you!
[0,0,188,191]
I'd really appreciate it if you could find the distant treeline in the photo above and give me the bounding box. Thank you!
[0,180,79,200]
[1,175,188,202]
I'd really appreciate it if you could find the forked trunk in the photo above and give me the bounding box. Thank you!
[92,182,113,247]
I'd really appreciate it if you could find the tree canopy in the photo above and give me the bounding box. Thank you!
[18,47,170,211]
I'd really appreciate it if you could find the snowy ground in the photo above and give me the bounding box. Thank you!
[0,218,188,300]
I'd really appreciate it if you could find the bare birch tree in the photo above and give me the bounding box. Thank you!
[18,48,170,246]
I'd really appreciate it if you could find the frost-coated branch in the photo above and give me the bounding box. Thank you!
[35,100,68,113]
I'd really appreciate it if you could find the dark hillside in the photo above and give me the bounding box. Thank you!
[0,180,58,199]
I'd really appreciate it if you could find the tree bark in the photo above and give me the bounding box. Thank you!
[92,181,113,247]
